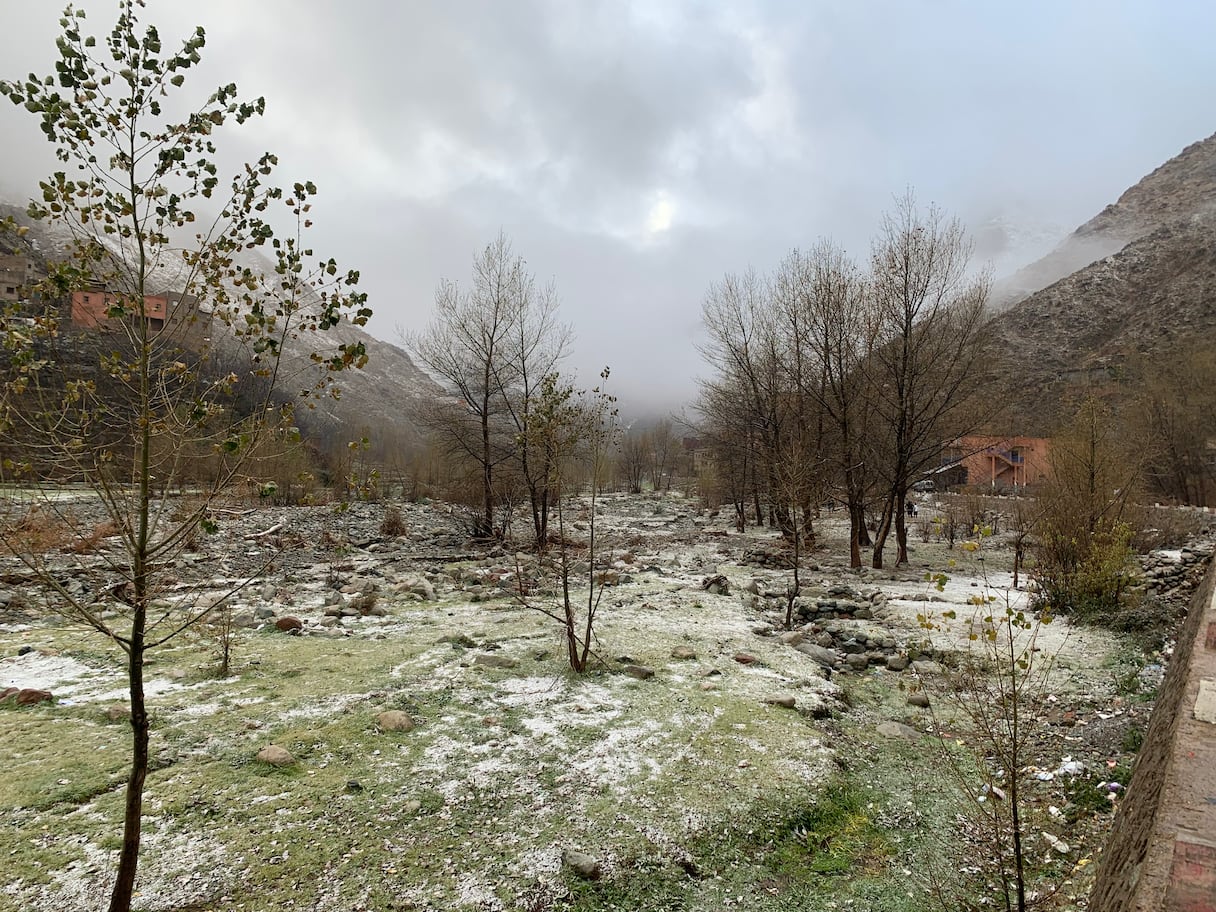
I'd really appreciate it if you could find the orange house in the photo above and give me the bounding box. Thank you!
[945,435,1051,490]
[70,288,169,331]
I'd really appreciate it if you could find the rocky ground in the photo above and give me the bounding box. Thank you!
[0,490,1211,911]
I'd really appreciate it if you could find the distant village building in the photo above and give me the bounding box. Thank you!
[70,286,171,330]
[0,253,40,302]
[942,435,1051,490]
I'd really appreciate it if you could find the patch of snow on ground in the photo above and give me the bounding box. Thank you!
[0,651,112,694]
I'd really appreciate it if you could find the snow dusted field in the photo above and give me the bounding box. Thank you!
[0,492,1151,910]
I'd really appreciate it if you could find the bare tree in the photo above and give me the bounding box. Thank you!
[406,234,567,543]
[796,240,878,567]
[866,194,991,568]
[0,7,369,910]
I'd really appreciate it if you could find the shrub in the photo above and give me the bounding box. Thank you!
[379,506,407,537]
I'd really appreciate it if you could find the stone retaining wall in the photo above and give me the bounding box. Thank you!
[1089,555,1216,912]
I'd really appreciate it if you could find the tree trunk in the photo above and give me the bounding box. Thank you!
[108,635,149,912]
[895,496,909,566]
[871,499,894,569]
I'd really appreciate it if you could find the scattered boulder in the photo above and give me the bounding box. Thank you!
[876,721,921,740]
[795,642,838,670]
[377,710,415,732]
[473,653,518,670]
[911,660,943,676]
[403,577,436,601]
[886,654,909,672]
[907,691,931,708]
[670,645,697,660]
[778,631,804,647]
[274,616,303,633]
[623,664,655,680]
[103,703,129,722]
[733,652,757,665]
[563,849,602,881]
[256,744,295,766]
[701,574,730,596]
[763,695,797,709]
[0,687,53,706]
[845,653,869,671]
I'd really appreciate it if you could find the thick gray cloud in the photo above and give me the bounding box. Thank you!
[2,0,1214,414]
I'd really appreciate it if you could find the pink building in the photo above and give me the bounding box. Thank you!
[945,435,1051,490]
[70,288,169,331]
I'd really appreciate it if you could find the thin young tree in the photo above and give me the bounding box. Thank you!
[518,369,617,672]
[0,5,369,911]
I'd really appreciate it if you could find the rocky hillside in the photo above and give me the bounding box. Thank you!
[0,201,440,453]
[986,133,1216,432]
[992,131,1216,308]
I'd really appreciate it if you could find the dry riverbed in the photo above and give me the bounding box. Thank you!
[0,491,1205,911]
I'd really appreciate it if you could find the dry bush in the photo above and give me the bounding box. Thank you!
[3,506,75,554]
[1128,504,1209,551]
[67,520,120,554]
[379,506,407,537]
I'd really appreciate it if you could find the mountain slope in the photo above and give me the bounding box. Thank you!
[992,131,1216,308]
[986,143,1216,434]
[1,200,440,452]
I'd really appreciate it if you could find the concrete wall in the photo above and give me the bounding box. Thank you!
[1089,555,1216,912]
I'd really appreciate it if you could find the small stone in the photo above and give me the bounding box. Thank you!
[103,703,128,722]
[778,631,804,647]
[563,849,602,881]
[699,681,718,691]
[624,665,655,680]
[254,605,276,620]
[886,654,909,672]
[260,584,277,601]
[907,691,931,708]
[346,780,364,792]
[764,695,797,709]
[733,652,757,665]
[845,653,869,671]
[256,744,295,766]
[911,660,943,676]
[16,645,33,656]
[403,799,422,814]
[274,616,303,633]
[472,653,517,669]
[377,710,415,732]
[671,645,697,660]
[815,632,835,648]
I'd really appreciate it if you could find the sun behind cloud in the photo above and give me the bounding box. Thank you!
[645,193,675,235]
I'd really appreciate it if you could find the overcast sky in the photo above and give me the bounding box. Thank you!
[1,1,1214,415]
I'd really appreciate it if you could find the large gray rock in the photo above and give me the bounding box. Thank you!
[377,710,415,732]
[256,744,295,766]
[876,721,921,740]
[473,653,518,669]
[795,642,838,669]
[563,850,602,880]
